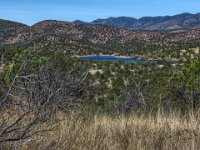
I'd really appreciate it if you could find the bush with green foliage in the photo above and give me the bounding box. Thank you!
[169,58,200,112]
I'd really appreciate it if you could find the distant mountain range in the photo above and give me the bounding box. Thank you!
[74,13,200,31]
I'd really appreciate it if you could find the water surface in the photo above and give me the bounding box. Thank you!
[82,56,154,63]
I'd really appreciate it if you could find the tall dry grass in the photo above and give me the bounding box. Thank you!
[2,111,200,150]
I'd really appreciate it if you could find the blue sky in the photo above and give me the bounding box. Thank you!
[0,0,200,25]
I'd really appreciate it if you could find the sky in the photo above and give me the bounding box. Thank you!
[0,0,200,25]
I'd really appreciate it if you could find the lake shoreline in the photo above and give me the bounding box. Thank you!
[74,55,159,63]
[75,55,132,59]
[74,55,162,61]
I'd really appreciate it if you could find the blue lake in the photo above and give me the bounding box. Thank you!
[81,56,155,63]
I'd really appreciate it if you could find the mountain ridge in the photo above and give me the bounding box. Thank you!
[74,12,200,31]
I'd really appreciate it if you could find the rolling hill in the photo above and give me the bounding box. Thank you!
[0,19,200,47]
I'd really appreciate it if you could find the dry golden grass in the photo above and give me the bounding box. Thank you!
[2,111,200,150]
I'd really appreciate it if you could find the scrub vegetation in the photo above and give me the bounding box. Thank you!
[0,45,200,149]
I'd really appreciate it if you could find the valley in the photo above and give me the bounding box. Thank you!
[1,14,200,149]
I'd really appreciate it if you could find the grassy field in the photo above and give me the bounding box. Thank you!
[2,111,200,150]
